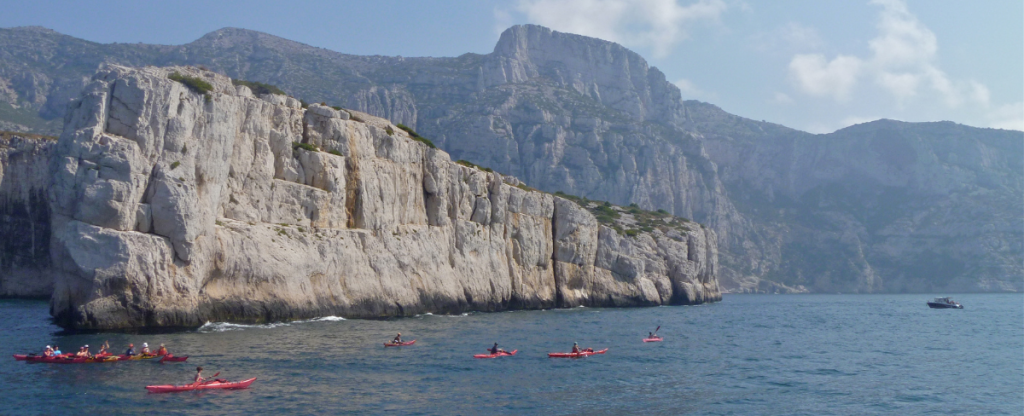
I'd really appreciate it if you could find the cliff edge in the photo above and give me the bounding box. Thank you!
[47,65,719,329]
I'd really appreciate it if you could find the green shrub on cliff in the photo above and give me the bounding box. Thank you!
[456,159,493,173]
[292,142,319,152]
[169,72,213,96]
[395,124,436,149]
[231,79,285,96]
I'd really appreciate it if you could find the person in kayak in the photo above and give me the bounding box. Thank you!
[124,343,136,356]
[193,367,205,386]
[571,342,581,353]
[53,346,62,356]
[157,344,168,356]
[75,345,91,358]
[648,332,655,339]
[97,342,109,356]
[141,343,151,355]
[489,342,506,354]
[43,346,54,357]
[392,333,403,343]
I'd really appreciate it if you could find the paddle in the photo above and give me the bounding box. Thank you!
[201,372,221,385]
[655,325,660,337]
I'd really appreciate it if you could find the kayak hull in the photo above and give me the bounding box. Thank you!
[643,337,663,342]
[146,377,257,393]
[473,349,518,359]
[116,354,159,361]
[548,348,608,358]
[159,354,189,363]
[384,340,416,347]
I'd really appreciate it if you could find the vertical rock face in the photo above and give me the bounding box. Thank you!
[0,134,55,297]
[46,65,719,330]
[2,25,1018,294]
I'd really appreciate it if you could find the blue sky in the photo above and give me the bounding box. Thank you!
[2,0,1020,133]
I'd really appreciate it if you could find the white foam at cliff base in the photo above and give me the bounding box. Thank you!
[309,316,346,322]
[197,316,346,332]
[197,321,291,333]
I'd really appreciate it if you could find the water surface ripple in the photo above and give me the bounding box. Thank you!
[1,294,1020,415]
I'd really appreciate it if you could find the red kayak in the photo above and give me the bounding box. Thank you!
[159,354,189,363]
[474,349,518,359]
[643,337,663,342]
[13,354,75,360]
[548,348,608,358]
[146,377,256,393]
[384,340,416,347]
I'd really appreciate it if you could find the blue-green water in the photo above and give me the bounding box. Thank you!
[1,294,1021,415]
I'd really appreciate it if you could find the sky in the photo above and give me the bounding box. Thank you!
[2,0,1021,133]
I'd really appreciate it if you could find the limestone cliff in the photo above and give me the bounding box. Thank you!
[46,65,719,329]
[2,25,1016,294]
[0,132,55,296]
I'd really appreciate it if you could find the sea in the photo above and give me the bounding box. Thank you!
[1,294,1020,415]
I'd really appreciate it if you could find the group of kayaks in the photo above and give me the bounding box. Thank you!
[13,352,188,364]
[17,329,665,393]
[13,351,254,393]
[11,346,256,393]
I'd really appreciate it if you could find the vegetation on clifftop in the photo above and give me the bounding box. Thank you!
[168,72,213,97]
[396,123,436,149]
[553,191,696,237]
[231,79,285,96]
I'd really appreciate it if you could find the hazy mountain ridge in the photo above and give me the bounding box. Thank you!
[0,24,1019,293]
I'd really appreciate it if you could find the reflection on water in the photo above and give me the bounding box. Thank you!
[1,294,1021,415]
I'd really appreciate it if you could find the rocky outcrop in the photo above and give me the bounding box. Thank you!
[0,133,55,297]
[45,65,718,329]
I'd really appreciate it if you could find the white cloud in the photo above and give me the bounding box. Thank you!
[752,22,823,53]
[493,8,514,35]
[987,102,1024,131]
[771,92,794,104]
[788,0,994,110]
[675,78,718,100]
[512,0,727,58]
[876,71,919,103]
[788,54,862,100]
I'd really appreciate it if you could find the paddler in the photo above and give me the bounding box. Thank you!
[124,343,136,356]
[193,367,205,386]
[75,345,91,358]
[648,332,655,338]
[43,345,54,357]
[157,344,168,356]
[571,342,581,353]
[489,342,506,355]
[392,333,403,343]
[53,346,62,356]
[141,343,151,355]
